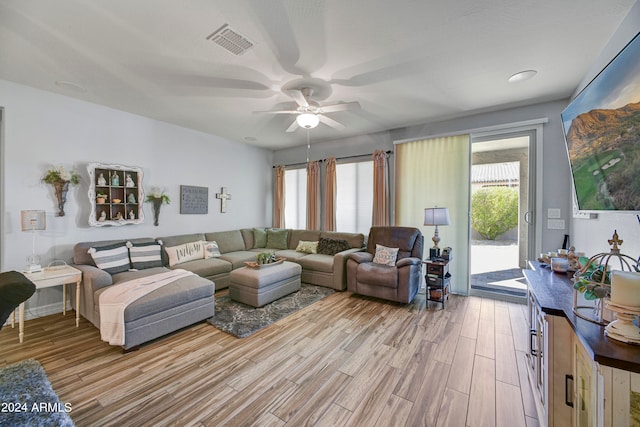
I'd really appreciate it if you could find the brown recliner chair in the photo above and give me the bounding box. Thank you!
[346,226,424,303]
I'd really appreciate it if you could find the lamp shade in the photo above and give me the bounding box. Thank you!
[424,207,450,226]
[21,210,46,231]
[296,113,320,129]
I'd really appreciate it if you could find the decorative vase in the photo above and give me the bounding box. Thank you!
[152,198,163,226]
[53,180,70,217]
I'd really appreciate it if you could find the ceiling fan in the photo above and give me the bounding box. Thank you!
[262,87,360,132]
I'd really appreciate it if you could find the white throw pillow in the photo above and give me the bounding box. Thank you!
[295,240,318,254]
[165,241,204,267]
[372,244,399,266]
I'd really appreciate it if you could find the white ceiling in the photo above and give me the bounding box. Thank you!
[0,0,635,150]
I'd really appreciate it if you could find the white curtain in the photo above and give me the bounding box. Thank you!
[396,134,471,295]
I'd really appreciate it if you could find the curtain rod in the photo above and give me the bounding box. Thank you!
[273,150,392,168]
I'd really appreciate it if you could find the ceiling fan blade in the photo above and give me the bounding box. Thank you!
[254,109,299,115]
[318,101,361,113]
[287,89,309,107]
[285,120,299,132]
[318,114,345,130]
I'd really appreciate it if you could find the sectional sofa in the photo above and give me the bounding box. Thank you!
[71,228,365,350]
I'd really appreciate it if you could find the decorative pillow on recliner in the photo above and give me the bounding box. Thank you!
[317,237,351,256]
[203,241,221,258]
[295,240,318,254]
[373,244,399,266]
[165,241,204,267]
[266,229,288,250]
[88,242,131,274]
[129,241,163,270]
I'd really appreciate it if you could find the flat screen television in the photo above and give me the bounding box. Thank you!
[561,31,640,212]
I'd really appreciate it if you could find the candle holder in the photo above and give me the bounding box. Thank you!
[605,301,640,345]
[572,230,639,325]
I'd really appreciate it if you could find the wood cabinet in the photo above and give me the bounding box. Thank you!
[88,163,144,226]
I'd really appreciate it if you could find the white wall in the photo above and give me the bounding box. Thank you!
[274,99,572,254]
[570,1,640,259]
[1,79,273,318]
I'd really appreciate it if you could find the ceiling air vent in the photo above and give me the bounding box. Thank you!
[206,24,254,56]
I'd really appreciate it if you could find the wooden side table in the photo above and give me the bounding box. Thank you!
[424,259,450,309]
[20,265,82,343]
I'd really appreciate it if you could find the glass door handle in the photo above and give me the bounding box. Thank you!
[524,211,533,224]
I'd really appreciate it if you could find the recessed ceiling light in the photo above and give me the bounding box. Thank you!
[244,136,257,142]
[55,80,88,93]
[508,70,537,83]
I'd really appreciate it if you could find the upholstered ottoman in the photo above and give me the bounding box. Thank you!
[229,261,302,307]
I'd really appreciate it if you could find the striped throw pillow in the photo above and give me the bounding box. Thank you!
[129,241,163,270]
[88,242,131,274]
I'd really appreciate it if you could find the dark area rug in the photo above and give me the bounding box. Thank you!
[207,284,334,338]
[0,359,75,426]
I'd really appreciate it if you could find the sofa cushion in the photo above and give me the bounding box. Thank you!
[317,237,351,256]
[167,257,231,278]
[274,249,308,261]
[88,242,131,275]
[165,241,204,267]
[129,241,163,270]
[253,228,267,248]
[266,229,288,250]
[373,244,399,266]
[205,230,246,254]
[98,269,214,323]
[296,254,334,273]
[219,251,262,269]
[357,262,398,288]
[288,229,321,250]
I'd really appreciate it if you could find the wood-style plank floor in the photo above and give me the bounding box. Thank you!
[0,291,538,427]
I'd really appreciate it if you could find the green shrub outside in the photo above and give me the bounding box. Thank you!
[471,187,518,240]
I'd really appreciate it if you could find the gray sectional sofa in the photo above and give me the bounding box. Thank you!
[71,228,364,350]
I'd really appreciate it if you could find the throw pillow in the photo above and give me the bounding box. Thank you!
[266,229,288,250]
[203,241,221,259]
[317,237,351,256]
[88,242,131,274]
[253,228,267,248]
[129,241,163,270]
[295,240,318,254]
[373,244,399,266]
[165,241,204,267]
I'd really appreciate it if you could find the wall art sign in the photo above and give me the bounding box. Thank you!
[180,185,208,214]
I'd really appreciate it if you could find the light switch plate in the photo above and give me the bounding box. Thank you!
[547,219,565,229]
[548,208,561,218]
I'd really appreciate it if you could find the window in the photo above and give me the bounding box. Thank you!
[336,161,373,234]
[284,168,306,229]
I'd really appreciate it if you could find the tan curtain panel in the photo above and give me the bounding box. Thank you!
[273,165,286,228]
[372,150,389,226]
[306,161,320,230]
[324,157,337,231]
[396,134,471,295]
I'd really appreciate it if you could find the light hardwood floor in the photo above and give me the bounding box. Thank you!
[0,291,539,427]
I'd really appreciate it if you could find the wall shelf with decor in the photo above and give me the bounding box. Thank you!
[88,163,144,227]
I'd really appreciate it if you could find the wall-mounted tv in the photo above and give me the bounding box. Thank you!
[561,31,640,212]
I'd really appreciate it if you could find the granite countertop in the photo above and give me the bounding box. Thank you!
[525,261,640,373]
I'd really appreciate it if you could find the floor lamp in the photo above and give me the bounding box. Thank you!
[21,210,46,273]
[424,207,450,260]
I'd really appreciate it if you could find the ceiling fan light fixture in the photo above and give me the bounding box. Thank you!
[296,113,320,129]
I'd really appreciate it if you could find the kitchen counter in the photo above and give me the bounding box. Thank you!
[525,261,640,373]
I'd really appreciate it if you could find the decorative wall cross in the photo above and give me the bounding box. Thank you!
[216,187,232,213]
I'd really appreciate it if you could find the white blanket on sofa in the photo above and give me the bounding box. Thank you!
[99,269,195,346]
